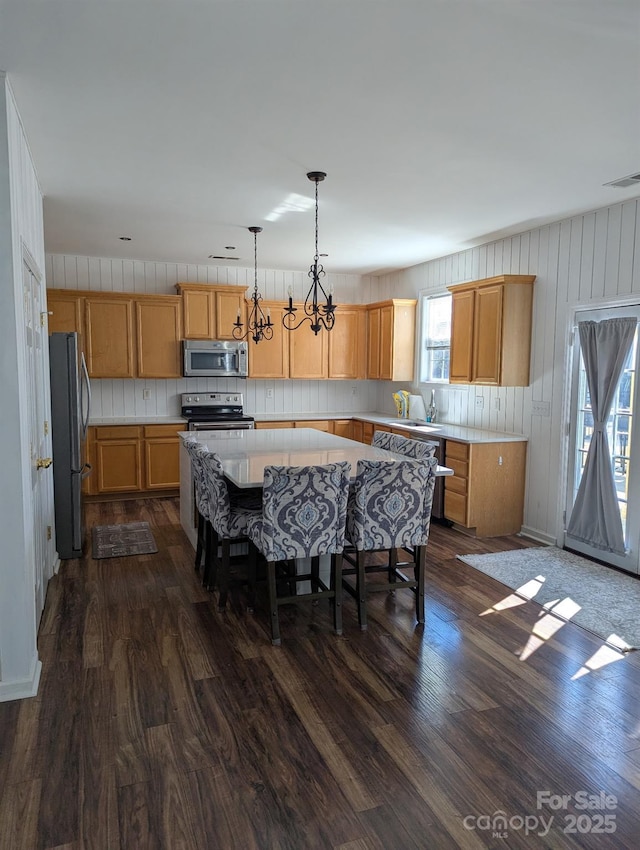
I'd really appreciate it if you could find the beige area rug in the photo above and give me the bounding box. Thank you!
[91,521,158,559]
[457,546,640,651]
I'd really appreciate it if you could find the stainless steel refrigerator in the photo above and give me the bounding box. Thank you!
[49,332,91,558]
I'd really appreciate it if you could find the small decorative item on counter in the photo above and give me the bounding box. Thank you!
[392,392,403,417]
[399,390,410,418]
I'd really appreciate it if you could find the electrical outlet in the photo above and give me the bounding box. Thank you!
[493,397,501,411]
[266,387,274,399]
[142,388,151,400]
[351,384,358,396]
[475,396,484,409]
[532,400,551,417]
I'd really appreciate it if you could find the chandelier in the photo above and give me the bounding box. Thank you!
[283,171,336,335]
[232,226,273,344]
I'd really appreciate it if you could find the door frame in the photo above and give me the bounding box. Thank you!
[558,295,640,570]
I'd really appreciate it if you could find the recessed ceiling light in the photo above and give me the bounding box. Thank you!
[119,236,132,241]
[208,255,239,260]
[225,246,236,250]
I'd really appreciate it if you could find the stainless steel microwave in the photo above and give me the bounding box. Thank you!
[182,340,248,378]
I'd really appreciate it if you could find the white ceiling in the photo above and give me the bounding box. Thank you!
[1,1,639,275]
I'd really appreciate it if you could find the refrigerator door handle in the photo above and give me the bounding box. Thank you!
[80,351,91,439]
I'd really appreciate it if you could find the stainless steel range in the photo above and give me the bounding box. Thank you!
[181,392,255,431]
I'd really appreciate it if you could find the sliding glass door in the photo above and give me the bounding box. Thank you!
[565,306,640,574]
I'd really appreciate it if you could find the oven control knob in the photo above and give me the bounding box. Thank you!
[226,396,232,402]
[194,396,200,402]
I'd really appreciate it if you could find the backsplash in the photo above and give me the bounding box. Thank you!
[90,377,380,420]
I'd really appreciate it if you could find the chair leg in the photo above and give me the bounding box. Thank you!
[247,541,257,612]
[333,553,343,636]
[415,545,426,624]
[267,561,281,646]
[388,546,398,584]
[217,539,231,611]
[202,522,215,588]
[356,549,367,631]
[195,511,205,572]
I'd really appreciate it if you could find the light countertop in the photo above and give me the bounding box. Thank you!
[90,411,526,444]
[254,411,527,444]
[179,427,452,487]
[90,416,187,426]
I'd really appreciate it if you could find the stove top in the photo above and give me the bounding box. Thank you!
[180,391,253,422]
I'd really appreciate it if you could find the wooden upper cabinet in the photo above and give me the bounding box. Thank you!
[366,299,417,381]
[328,306,367,379]
[181,288,213,338]
[288,307,329,379]
[85,296,135,378]
[367,306,381,378]
[215,289,246,340]
[449,289,475,383]
[248,301,289,379]
[46,290,83,336]
[136,296,182,378]
[447,275,535,386]
[176,283,246,340]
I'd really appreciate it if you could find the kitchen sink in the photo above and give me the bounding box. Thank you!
[388,419,441,431]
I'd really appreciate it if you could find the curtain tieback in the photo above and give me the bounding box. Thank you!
[593,423,606,433]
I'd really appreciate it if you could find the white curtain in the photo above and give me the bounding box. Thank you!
[566,317,637,554]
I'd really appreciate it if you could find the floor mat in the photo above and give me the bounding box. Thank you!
[91,521,158,559]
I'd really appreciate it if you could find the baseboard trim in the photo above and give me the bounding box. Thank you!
[0,655,42,702]
[519,526,556,546]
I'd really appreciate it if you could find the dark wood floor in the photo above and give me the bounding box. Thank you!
[1,498,640,849]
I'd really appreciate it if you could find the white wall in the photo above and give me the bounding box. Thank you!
[0,76,46,700]
[46,254,381,417]
[375,198,640,543]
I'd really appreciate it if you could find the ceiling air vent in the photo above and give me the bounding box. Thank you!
[208,255,239,260]
[604,172,640,188]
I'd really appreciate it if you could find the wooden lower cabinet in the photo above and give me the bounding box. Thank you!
[331,419,352,439]
[144,425,183,489]
[254,421,295,429]
[93,426,142,493]
[444,439,527,536]
[88,424,183,496]
[297,420,331,432]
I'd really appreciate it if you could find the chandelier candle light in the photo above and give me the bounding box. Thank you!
[283,171,336,335]
[233,226,273,344]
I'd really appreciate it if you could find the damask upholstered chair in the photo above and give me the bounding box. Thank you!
[198,448,262,610]
[372,430,399,452]
[245,462,351,645]
[343,456,437,629]
[183,438,213,574]
[392,434,437,460]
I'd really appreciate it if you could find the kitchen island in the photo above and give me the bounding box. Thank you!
[178,427,452,548]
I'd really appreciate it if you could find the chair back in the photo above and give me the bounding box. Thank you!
[183,439,212,521]
[198,449,235,536]
[260,463,351,561]
[372,430,399,452]
[392,434,437,460]
[347,457,437,551]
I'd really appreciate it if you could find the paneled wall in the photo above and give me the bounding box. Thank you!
[376,198,640,543]
[45,254,380,417]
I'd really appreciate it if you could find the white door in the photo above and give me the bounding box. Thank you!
[23,253,54,619]
[565,305,640,574]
